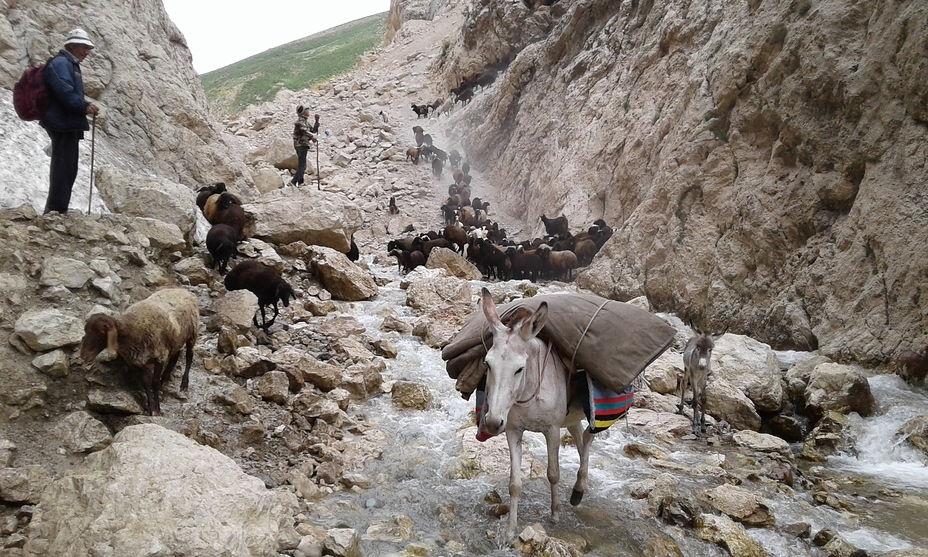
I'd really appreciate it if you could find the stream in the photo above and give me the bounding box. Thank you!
[296,260,928,556]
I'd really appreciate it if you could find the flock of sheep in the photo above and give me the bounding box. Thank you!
[78,183,297,415]
[388,122,615,283]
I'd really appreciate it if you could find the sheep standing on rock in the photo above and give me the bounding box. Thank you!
[80,288,199,416]
[224,260,296,333]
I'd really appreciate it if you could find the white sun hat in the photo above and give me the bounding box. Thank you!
[64,28,95,49]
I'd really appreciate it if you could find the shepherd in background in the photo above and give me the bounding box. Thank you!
[290,105,319,186]
[41,28,99,214]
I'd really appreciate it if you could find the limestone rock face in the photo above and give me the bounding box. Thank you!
[0,0,252,213]
[22,424,291,557]
[444,0,928,366]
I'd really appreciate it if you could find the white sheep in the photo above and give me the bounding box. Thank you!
[80,288,199,416]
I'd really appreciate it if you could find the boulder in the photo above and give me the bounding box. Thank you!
[403,267,472,310]
[391,381,433,410]
[307,246,378,301]
[95,166,197,243]
[52,411,113,453]
[700,484,775,527]
[803,362,875,420]
[898,415,928,459]
[695,513,768,557]
[425,247,482,280]
[713,334,784,413]
[11,308,84,352]
[22,424,292,557]
[705,379,761,432]
[247,189,361,251]
[38,257,95,289]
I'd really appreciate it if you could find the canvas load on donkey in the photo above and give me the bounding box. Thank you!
[441,292,677,434]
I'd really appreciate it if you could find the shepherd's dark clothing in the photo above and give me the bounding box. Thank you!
[291,115,319,186]
[41,50,91,214]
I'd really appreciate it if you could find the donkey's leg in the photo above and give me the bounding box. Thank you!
[568,422,593,506]
[506,429,525,537]
[678,372,689,414]
[543,425,562,523]
[697,382,708,433]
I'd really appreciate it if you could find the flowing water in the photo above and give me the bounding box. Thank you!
[307,260,928,556]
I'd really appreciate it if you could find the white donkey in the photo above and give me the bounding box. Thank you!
[679,323,726,434]
[479,288,594,537]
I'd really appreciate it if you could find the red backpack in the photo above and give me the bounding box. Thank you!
[13,58,53,121]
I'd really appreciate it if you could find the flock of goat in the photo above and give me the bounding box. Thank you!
[389,121,615,284]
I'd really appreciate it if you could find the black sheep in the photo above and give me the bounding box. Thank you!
[224,260,296,332]
[206,224,239,275]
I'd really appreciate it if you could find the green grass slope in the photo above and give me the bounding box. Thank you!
[201,13,387,116]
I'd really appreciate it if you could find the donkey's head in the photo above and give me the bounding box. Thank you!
[480,288,549,435]
[685,320,727,372]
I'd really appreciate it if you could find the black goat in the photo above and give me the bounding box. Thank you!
[411,103,430,118]
[224,260,296,333]
[540,214,569,237]
[206,224,239,275]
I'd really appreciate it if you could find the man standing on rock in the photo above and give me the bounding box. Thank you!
[290,105,319,186]
[41,28,99,214]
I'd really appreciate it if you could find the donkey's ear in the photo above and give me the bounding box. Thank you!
[481,288,503,329]
[712,326,729,341]
[521,301,548,340]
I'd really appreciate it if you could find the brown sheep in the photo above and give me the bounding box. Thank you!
[573,238,598,266]
[211,192,248,239]
[459,185,472,206]
[538,247,579,281]
[443,225,468,254]
[507,247,542,281]
[200,182,241,222]
[405,147,420,164]
[80,288,199,416]
[389,248,425,274]
[897,349,928,385]
[459,205,477,227]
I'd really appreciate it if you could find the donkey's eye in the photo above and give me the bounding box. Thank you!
[515,367,524,375]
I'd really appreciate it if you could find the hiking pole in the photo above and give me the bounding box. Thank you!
[316,139,320,190]
[87,113,96,213]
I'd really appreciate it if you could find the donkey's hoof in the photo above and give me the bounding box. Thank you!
[570,489,584,506]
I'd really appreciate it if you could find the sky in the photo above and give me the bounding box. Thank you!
[161,0,391,74]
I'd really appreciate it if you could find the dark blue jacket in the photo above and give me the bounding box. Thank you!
[41,50,90,134]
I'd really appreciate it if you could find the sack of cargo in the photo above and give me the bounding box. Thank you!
[441,292,676,400]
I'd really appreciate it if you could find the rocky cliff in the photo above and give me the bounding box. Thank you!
[0,0,249,191]
[434,0,928,365]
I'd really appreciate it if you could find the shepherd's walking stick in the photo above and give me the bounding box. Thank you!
[87,113,96,213]
[316,138,320,190]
